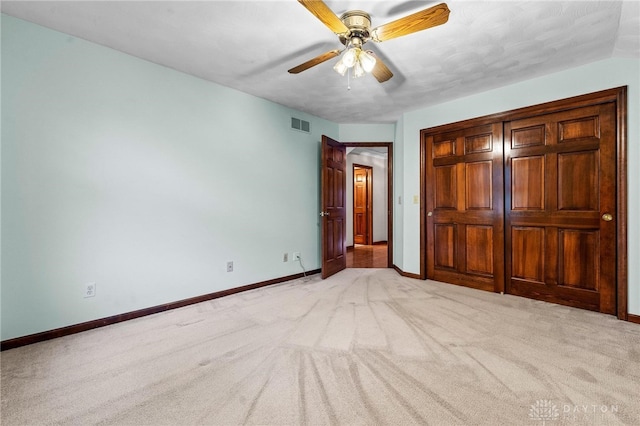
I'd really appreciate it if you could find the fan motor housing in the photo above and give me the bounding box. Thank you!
[339,10,371,45]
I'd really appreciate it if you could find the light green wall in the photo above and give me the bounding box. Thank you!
[1,15,338,340]
[396,57,640,315]
[339,123,395,142]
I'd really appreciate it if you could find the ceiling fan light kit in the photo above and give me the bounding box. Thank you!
[332,40,377,78]
[289,1,450,86]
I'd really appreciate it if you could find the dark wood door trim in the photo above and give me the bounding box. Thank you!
[615,87,628,320]
[343,142,393,268]
[420,86,628,320]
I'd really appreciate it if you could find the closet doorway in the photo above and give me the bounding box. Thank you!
[420,87,628,318]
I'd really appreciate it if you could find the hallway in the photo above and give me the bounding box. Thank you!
[346,243,388,268]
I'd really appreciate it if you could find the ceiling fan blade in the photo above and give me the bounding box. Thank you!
[371,2,450,42]
[297,0,349,35]
[288,49,342,74]
[369,53,393,83]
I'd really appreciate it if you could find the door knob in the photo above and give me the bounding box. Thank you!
[602,213,613,222]
[320,211,330,217]
[427,211,433,217]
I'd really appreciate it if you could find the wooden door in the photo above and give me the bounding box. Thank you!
[353,165,372,245]
[321,135,347,279]
[505,103,616,314]
[425,123,504,292]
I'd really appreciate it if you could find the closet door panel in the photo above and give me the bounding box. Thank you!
[505,103,616,314]
[425,123,504,292]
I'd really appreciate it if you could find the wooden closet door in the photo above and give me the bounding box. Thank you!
[504,103,616,314]
[425,123,504,292]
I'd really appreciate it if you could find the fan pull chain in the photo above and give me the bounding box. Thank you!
[347,67,351,91]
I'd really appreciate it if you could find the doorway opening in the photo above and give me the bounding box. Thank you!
[345,145,391,268]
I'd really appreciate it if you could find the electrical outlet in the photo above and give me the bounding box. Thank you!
[293,252,301,262]
[283,253,288,262]
[84,282,96,298]
[226,261,233,272]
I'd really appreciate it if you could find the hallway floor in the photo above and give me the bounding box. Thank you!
[346,243,388,268]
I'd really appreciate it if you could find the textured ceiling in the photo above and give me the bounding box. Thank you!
[2,1,638,124]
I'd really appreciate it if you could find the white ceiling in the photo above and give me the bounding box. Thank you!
[2,1,638,124]
[348,146,388,158]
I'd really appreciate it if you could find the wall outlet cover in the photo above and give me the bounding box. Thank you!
[84,282,96,298]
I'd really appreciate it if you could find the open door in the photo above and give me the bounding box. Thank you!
[321,135,347,279]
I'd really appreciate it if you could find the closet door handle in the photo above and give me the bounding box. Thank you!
[602,213,613,222]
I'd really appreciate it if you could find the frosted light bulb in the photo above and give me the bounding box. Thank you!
[353,61,365,78]
[359,50,377,73]
[333,59,348,76]
[343,48,358,68]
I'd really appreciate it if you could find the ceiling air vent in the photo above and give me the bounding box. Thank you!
[291,117,310,133]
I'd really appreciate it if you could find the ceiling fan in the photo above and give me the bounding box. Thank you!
[288,0,450,83]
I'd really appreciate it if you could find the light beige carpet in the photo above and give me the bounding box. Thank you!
[2,268,639,425]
